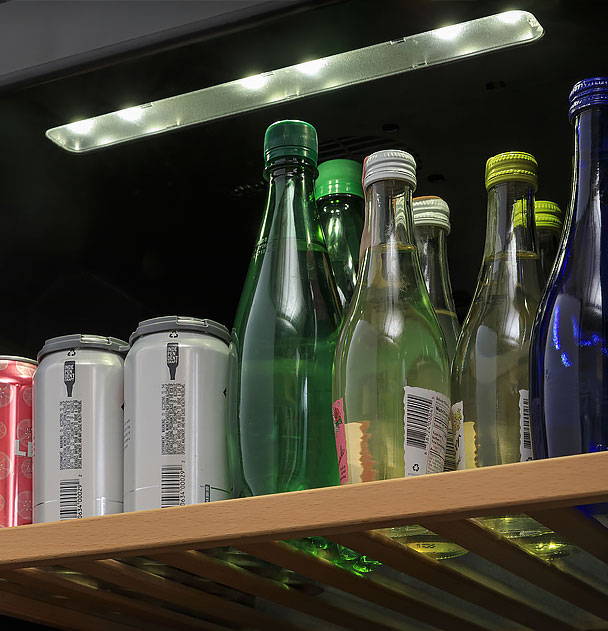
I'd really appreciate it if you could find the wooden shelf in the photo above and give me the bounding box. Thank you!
[1,453,607,630]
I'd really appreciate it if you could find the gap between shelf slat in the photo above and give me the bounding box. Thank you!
[64,557,301,631]
[330,530,577,631]
[0,581,136,631]
[527,507,608,564]
[239,540,492,631]
[422,517,608,622]
[150,549,394,631]
[0,566,224,631]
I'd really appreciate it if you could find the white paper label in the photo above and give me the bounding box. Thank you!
[519,389,532,462]
[404,386,450,476]
[445,401,465,471]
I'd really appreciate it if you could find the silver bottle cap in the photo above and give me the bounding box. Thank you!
[363,149,417,190]
[412,196,451,233]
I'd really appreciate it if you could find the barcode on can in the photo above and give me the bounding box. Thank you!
[161,465,185,508]
[59,479,82,520]
[519,389,532,461]
[59,400,83,470]
[161,383,185,455]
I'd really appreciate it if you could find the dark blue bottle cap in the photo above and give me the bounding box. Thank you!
[569,77,608,120]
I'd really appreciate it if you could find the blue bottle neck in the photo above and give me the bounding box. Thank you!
[572,106,608,228]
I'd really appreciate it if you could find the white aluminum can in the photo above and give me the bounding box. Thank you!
[124,316,231,511]
[34,334,127,523]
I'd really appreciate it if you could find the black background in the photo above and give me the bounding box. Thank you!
[1,0,606,360]
[0,0,607,628]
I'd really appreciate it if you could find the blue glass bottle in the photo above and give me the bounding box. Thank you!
[530,78,608,458]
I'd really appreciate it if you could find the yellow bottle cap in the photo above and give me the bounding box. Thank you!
[485,151,538,191]
[535,200,563,231]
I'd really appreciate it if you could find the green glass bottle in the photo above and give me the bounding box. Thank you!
[315,159,364,307]
[230,120,341,499]
[535,200,563,283]
[333,150,463,560]
[451,152,570,558]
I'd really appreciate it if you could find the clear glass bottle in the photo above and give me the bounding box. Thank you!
[315,159,364,307]
[229,120,341,499]
[531,78,608,462]
[535,200,563,283]
[451,151,569,557]
[333,150,461,559]
[413,196,460,362]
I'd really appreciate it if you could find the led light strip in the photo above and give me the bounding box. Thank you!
[46,11,543,153]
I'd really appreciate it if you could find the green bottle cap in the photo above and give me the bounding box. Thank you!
[314,159,363,200]
[535,200,563,231]
[485,151,538,191]
[264,120,318,164]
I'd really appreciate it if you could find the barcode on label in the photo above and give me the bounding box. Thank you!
[404,386,450,476]
[444,432,457,472]
[161,465,185,508]
[519,389,532,461]
[406,394,432,449]
[59,400,82,470]
[161,383,185,455]
[59,479,82,520]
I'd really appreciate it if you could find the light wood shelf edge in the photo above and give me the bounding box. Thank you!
[0,452,603,570]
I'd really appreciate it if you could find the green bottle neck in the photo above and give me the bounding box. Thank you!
[483,181,536,261]
[256,158,325,254]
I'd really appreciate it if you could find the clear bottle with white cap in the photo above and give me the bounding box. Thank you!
[413,195,460,362]
[333,150,462,559]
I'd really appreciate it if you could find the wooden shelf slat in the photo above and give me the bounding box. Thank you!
[64,558,293,631]
[0,453,606,571]
[331,530,578,631]
[0,582,135,631]
[0,454,605,630]
[239,540,492,631]
[150,549,393,631]
[528,507,608,563]
[423,517,608,621]
[1,567,224,631]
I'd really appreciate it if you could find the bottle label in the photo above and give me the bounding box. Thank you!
[445,401,465,471]
[519,389,532,462]
[332,398,349,484]
[403,386,450,476]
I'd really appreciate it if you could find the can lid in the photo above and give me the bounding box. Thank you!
[0,355,37,366]
[412,195,450,233]
[129,316,231,345]
[363,149,416,189]
[485,151,538,191]
[314,159,363,200]
[264,120,318,165]
[38,334,129,361]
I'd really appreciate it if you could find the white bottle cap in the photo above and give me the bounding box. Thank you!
[362,149,417,190]
[412,195,451,234]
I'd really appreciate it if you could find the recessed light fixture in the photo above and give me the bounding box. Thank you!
[46,11,544,153]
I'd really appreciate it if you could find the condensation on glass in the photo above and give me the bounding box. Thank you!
[46,11,543,153]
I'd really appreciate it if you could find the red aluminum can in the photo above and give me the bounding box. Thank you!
[0,356,36,527]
